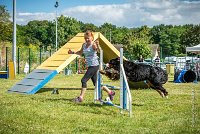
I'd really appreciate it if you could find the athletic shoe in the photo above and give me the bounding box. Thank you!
[109,91,115,101]
[73,96,83,103]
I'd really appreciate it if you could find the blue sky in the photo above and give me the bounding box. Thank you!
[1,0,200,27]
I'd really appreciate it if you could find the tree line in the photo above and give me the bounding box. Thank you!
[1,5,200,60]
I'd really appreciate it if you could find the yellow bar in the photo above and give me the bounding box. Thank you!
[9,61,15,80]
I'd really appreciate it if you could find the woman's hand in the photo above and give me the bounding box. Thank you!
[94,39,99,47]
[68,49,74,54]
[93,39,100,52]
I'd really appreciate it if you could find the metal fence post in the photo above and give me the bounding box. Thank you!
[17,47,20,74]
[6,47,8,71]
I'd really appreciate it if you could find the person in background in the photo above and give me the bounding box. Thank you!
[155,56,160,66]
[195,61,200,81]
[185,60,190,70]
[68,30,115,103]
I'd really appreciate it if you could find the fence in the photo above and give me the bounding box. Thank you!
[0,47,78,74]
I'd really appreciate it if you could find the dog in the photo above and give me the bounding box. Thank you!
[100,58,168,98]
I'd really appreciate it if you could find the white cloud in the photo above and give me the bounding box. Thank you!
[144,1,172,9]
[17,12,55,24]
[150,14,164,22]
[62,4,131,25]
[16,0,200,27]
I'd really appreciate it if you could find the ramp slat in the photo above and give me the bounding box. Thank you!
[8,85,36,93]
[8,69,58,94]
[68,37,85,43]
[17,79,44,86]
[26,71,54,79]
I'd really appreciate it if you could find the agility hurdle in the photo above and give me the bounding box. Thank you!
[0,71,8,79]
[94,48,132,117]
[0,61,15,79]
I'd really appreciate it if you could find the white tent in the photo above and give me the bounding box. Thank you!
[186,44,200,53]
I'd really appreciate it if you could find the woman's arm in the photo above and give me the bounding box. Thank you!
[92,39,101,53]
[68,44,84,55]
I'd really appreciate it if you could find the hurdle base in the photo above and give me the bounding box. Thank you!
[95,99,124,109]
[52,88,59,94]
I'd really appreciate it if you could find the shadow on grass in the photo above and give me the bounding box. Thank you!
[46,97,76,102]
[133,103,144,106]
[39,88,145,108]
[40,95,144,116]
[44,97,103,107]
[37,87,94,93]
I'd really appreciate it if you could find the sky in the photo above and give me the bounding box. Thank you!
[1,0,200,27]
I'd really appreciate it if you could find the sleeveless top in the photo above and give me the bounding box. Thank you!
[83,43,99,67]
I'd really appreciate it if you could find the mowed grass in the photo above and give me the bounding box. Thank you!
[0,73,199,134]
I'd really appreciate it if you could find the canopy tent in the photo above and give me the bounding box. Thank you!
[186,44,200,53]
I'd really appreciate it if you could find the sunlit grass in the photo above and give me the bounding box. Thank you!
[0,73,199,134]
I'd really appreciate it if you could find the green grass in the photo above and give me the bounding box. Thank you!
[0,74,200,134]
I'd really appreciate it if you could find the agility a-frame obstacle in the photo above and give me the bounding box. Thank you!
[94,48,132,117]
[8,32,120,94]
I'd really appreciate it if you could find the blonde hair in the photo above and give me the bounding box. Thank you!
[84,30,94,40]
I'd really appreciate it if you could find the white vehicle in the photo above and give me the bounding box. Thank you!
[164,56,176,63]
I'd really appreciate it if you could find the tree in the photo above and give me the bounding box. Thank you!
[57,15,81,47]
[99,23,116,42]
[0,5,10,22]
[80,22,99,32]
[181,24,200,53]
[0,5,12,42]
[109,26,129,44]
[123,27,151,60]
[150,24,187,57]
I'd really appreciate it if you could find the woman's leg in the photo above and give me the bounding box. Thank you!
[90,66,115,100]
[79,66,99,100]
[102,86,115,101]
[90,66,99,86]
[102,86,111,94]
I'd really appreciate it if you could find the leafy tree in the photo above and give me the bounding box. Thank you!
[150,24,187,57]
[123,27,151,60]
[25,20,50,46]
[99,23,116,41]
[110,26,129,44]
[0,5,12,42]
[129,38,151,59]
[80,22,99,32]
[0,5,10,22]
[181,24,200,52]
[17,25,28,46]
[57,15,81,46]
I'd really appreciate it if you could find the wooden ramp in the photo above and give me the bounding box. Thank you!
[8,32,121,94]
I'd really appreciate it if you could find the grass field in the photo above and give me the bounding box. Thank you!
[0,73,199,134]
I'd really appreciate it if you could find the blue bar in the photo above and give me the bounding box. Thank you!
[98,72,102,100]
[123,79,127,109]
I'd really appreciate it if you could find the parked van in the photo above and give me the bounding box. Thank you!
[164,56,176,63]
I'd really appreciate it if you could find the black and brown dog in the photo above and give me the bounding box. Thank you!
[100,58,168,98]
